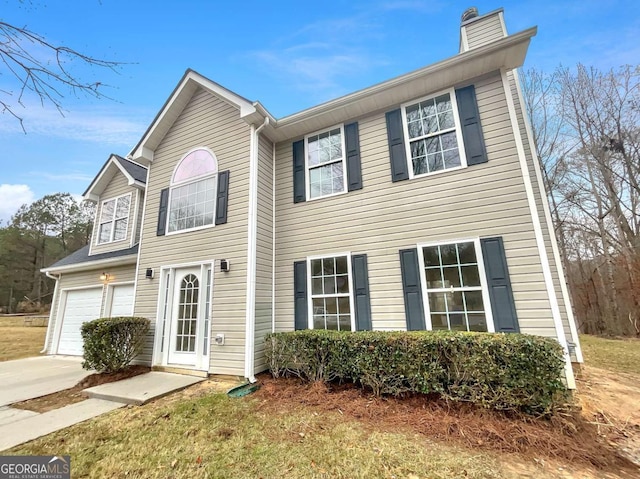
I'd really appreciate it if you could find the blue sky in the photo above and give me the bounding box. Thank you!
[0,0,638,223]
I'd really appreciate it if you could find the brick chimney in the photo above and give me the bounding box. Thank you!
[459,7,507,53]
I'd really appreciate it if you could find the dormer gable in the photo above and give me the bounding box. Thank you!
[83,154,147,202]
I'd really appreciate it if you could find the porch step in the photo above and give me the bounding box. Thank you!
[152,365,209,378]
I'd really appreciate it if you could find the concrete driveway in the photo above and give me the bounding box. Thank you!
[0,356,90,406]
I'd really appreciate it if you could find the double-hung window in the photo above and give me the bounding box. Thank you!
[402,89,466,177]
[308,254,354,331]
[168,148,218,234]
[305,126,347,200]
[97,193,130,244]
[418,240,492,332]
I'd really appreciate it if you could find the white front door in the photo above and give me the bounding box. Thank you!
[167,267,203,366]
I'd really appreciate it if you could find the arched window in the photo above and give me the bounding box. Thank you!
[168,148,218,233]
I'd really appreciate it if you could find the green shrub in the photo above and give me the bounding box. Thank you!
[265,330,569,414]
[81,316,150,373]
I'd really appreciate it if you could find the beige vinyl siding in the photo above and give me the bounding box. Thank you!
[90,173,139,256]
[134,86,251,376]
[465,13,505,49]
[506,70,577,359]
[254,134,274,374]
[274,72,559,339]
[47,263,136,353]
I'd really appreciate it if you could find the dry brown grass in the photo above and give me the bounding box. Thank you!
[0,317,47,361]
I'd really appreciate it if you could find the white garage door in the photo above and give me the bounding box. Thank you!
[58,288,103,356]
[109,284,134,317]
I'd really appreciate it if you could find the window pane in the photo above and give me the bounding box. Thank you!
[411,139,425,158]
[312,278,323,295]
[468,313,487,332]
[326,315,338,330]
[460,265,481,287]
[323,276,336,294]
[440,131,458,150]
[313,298,325,314]
[98,223,112,243]
[325,297,337,314]
[431,314,448,330]
[425,136,439,154]
[311,259,322,276]
[457,242,477,263]
[464,291,484,311]
[446,291,464,313]
[313,315,325,329]
[443,149,461,169]
[427,152,443,172]
[168,177,216,232]
[420,99,436,117]
[423,246,440,267]
[323,258,335,275]
[336,274,349,293]
[338,315,351,331]
[422,115,439,135]
[101,200,115,222]
[438,111,454,130]
[442,266,461,288]
[449,313,466,331]
[408,121,422,139]
[435,94,451,112]
[114,219,127,240]
[406,104,420,122]
[115,196,130,218]
[429,292,447,313]
[412,156,428,175]
[335,256,348,274]
[440,244,457,265]
[425,268,443,288]
[338,297,350,314]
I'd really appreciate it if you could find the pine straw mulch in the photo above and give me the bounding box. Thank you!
[254,374,639,477]
[12,365,150,413]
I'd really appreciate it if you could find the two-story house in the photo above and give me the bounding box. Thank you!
[41,7,583,388]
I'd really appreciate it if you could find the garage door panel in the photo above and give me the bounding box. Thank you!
[110,284,134,317]
[57,288,103,356]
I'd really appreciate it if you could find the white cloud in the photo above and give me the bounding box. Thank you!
[0,184,35,225]
[0,104,147,146]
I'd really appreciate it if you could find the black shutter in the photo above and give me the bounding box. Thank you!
[292,140,306,203]
[294,260,308,330]
[351,254,372,331]
[455,85,488,166]
[344,122,363,191]
[156,188,169,236]
[480,237,519,333]
[399,248,426,330]
[215,170,230,225]
[385,109,409,182]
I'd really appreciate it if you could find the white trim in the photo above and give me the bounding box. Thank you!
[87,198,100,256]
[306,252,356,332]
[416,237,495,333]
[41,271,60,353]
[52,284,104,355]
[400,87,468,180]
[245,118,269,381]
[153,260,215,371]
[104,281,135,318]
[498,11,508,36]
[460,25,469,52]
[41,255,137,274]
[95,192,132,246]
[130,189,140,248]
[511,68,584,363]
[83,155,147,200]
[304,124,348,201]
[131,165,150,319]
[500,69,575,388]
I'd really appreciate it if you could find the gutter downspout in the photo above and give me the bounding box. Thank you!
[41,271,60,353]
[244,117,269,383]
[272,141,276,334]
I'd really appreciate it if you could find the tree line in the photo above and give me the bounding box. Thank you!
[522,64,640,337]
[0,193,94,313]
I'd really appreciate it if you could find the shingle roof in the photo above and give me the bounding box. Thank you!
[113,155,147,183]
[45,244,139,270]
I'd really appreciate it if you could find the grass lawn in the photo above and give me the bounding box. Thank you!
[10,384,509,479]
[0,316,47,361]
[580,334,640,375]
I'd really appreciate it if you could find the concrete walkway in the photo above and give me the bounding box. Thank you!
[83,371,204,405]
[0,356,90,406]
[0,370,204,451]
[0,399,124,451]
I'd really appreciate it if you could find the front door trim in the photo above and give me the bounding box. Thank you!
[153,259,214,371]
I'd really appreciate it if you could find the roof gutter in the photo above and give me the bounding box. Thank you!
[244,116,269,382]
[41,254,138,275]
[41,271,60,353]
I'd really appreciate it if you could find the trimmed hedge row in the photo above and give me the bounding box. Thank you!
[265,330,568,414]
[81,316,150,373]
